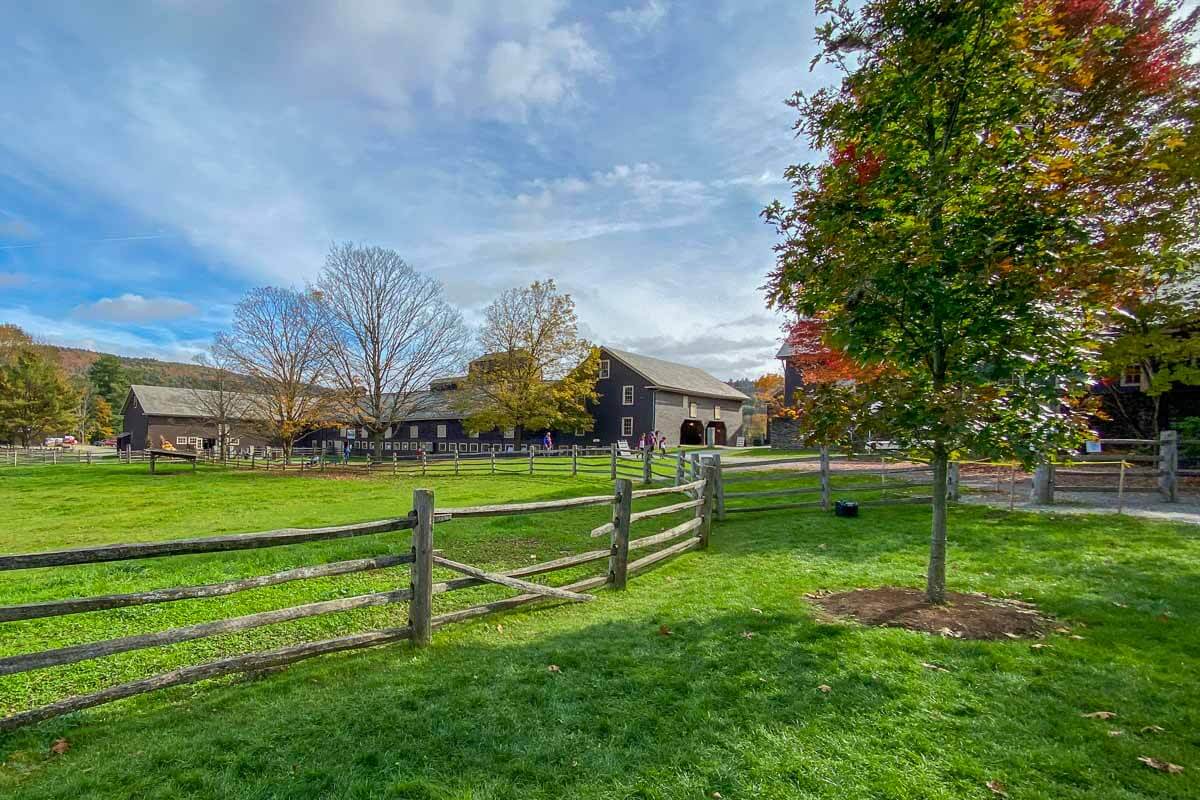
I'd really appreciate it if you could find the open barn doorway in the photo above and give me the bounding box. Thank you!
[680,419,704,446]
[706,421,727,446]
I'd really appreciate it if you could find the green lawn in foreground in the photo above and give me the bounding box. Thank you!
[1,464,1198,799]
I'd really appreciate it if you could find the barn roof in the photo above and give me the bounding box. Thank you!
[602,348,749,402]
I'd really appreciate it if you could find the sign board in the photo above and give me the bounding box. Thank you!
[1085,440,1102,454]
[736,436,746,447]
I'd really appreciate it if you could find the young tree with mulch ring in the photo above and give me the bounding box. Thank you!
[765,0,1200,604]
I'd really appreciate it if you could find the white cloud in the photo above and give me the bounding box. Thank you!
[1,305,205,362]
[608,1,670,36]
[72,294,199,323]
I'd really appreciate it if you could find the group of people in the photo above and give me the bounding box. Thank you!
[637,431,668,454]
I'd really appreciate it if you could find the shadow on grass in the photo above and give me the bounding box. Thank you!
[1,611,900,799]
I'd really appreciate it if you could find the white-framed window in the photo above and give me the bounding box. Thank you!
[1121,365,1142,387]
[437,442,447,452]
[504,428,515,439]
[401,441,409,451]
[409,425,418,438]
[689,400,698,418]
[176,436,187,445]
[714,404,721,420]
[469,442,479,453]
[599,359,610,379]
[621,417,634,437]
[622,385,634,405]
[437,424,447,438]
[449,442,457,452]
[384,441,392,451]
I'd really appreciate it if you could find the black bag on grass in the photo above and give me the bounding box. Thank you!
[834,500,859,518]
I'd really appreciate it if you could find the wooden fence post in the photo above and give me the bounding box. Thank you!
[410,488,434,647]
[1159,429,1178,502]
[711,453,725,521]
[947,462,960,502]
[454,449,460,476]
[250,450,256,470]
[819,446,831,511]
[675,450,684,486]
[642,445,652,485]
[528,448,534,475]
[610,443,617,480]
[572,445,578,477]
[421,452,427,477]
[609,478,632,589]
[690,452,701,481]
[1031,463,1054,504]
[700,463,715,549]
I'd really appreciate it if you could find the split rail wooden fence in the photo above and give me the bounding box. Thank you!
[706,448,953,519]
[0,467,715,732]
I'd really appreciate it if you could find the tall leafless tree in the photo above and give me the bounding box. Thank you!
[316,242,469,459]
[213,287,333,462]
[188,349,254,461]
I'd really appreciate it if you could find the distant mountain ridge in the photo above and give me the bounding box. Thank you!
[49,345,220,388]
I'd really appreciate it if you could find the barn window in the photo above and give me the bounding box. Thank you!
[714,404,721,420]
[599,359,610,379]
[1121,365,1142,387]
[621,417,634,437]
[622,386,634,405]
[437,424,447,438]
[409,425,419,438]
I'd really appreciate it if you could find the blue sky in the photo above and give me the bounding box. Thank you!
[0,0,834,377]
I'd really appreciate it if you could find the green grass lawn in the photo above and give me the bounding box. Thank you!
[1,464,1198,799]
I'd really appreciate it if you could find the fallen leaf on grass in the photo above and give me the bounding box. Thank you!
[1141,725,1166,735]
[658,624,672,637]
[712,793,723,799]
[1003,632,1021,640]
[1112,601,1128,608]
[1108,730,1123,737]
[1138,756,1183,774]
[1082,711,1117,720]
[986,779,1008,797]
[1069,635,1085,640]
[750,607,763,614]
[546,664,560,673]
[495,624,504,634]
[740,631,755,639]
[1030,643,1053,650]
[817,684,832,693]
[1054,626,1071,633]
[49,739,70,756]
[921,662,950,673]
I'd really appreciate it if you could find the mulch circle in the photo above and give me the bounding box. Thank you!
[808,586,1049,640]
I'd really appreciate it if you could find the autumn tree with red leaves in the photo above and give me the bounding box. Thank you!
[765,0,1199,603]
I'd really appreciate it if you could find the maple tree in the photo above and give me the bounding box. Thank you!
[765,0,1199,602]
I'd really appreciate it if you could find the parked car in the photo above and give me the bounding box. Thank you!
[99,438,117,447]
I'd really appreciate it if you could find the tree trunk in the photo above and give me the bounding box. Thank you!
[926,441,949,604]
[372,430,384,461]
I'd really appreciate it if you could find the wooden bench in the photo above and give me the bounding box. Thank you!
[148,448,198,474]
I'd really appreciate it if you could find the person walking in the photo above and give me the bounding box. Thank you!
[656,431,667,455]
[543,431,553,451]
[343,441,351,465]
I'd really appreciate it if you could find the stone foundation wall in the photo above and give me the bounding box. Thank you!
[768,418,806,449]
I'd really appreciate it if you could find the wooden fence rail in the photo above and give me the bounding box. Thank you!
[0,465,717,732]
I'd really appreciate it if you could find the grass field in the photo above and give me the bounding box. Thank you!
[1,464,1197,799]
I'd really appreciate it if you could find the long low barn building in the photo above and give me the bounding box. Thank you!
[120,346,749,453]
